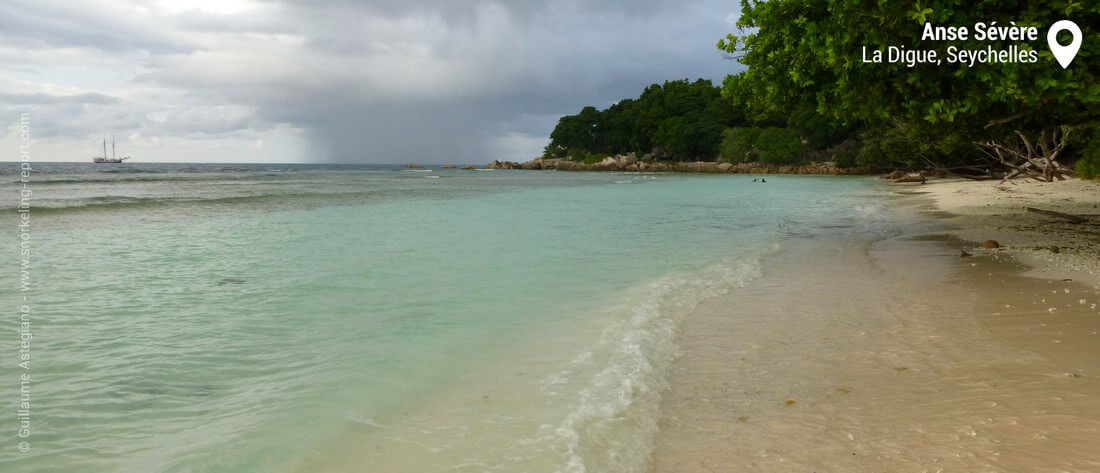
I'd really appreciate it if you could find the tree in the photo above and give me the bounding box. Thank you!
[720,127,762,162]
[545,79,740,160]
[719,0,1100,178]
[755,127,804,164]
[547,106,602,155]
[720,126,806,164]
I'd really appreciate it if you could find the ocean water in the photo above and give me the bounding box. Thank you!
[2,163,890,472]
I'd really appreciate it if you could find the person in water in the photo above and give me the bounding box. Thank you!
[761,178,766,183]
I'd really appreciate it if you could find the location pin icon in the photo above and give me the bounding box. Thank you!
[1047,20,1082,68]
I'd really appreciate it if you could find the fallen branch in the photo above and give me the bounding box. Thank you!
[895,175,927,184]
[1025,207,1088,224]
[984,113,1026,129]
[958,173,997,181]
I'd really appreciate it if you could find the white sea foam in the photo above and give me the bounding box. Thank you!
[542,253,768,472]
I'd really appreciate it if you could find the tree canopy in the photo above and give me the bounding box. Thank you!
[719,0,1098,136]
[542,3,1098,176]
[545,79,740,161]
[718,0,1099,176]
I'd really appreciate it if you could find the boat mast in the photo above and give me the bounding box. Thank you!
[103,134,107,159]
[112,136,116,160]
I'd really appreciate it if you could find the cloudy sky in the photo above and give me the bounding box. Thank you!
[1,0,743,163]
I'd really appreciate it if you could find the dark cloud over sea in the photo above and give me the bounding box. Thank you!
[0,0,743,163]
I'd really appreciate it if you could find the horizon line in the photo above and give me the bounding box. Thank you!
[0,161,495,165]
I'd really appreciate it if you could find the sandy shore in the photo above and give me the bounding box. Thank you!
[652,179,1100,472]
[917,177,1100,285]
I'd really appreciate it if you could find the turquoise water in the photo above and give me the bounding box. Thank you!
[2,164,888,472]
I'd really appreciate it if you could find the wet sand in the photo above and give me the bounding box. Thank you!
[652,190,1100,472]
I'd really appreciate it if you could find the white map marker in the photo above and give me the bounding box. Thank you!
[1047,20,1082,68]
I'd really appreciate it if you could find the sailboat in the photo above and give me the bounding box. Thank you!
[92,135,131,163]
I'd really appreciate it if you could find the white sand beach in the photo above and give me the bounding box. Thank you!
[921,177,1100,284]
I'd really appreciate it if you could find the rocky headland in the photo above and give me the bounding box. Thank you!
[487,153,871,175]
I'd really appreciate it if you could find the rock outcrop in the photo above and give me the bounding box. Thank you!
[882,170,906,179]
[487,153,872,175]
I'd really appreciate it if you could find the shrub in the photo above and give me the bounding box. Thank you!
[720,126,805,164]
[719,127,762,163]
[754,127,804,164]
[1076,157,1098,179]
[1077,129,1100,180]
[827,139,861,168]
[653,114,724,161]
[577,152,608,165]
[543,143,568,158]
[857,125,925,170]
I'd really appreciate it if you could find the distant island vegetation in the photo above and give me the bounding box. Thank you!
[536,1,1099,180]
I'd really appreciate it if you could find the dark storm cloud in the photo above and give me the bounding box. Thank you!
[246,0,743,162]
[4,0,744,163]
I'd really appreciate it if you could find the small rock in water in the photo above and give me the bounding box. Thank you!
[960,249,972,258]
[980,240,1001,249]
[1050,246,1061,253]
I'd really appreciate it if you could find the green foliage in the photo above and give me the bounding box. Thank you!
[547,106,601,153]
[755,127,804,164]
[720,0,1100,156]
[857,124,927,170]
[544,142,568,158]
[546,79,739,161]
[1077,129,1100,179]
[719,127,805,164]
[653,113,726,159]
[579,152,609,165]
[828,140,861,168]
[720,127,762,162]
[1076,156,1100,179]
[785,106,854,150]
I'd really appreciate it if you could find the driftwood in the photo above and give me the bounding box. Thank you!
[957,174,998,181]
[1025,207,1088,224]
[894,176,927,184]
[977,126,1075,182]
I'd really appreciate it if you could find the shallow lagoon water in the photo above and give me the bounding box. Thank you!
[2,164,891,472]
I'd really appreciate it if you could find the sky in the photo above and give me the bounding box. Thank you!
[0,0,744,163]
